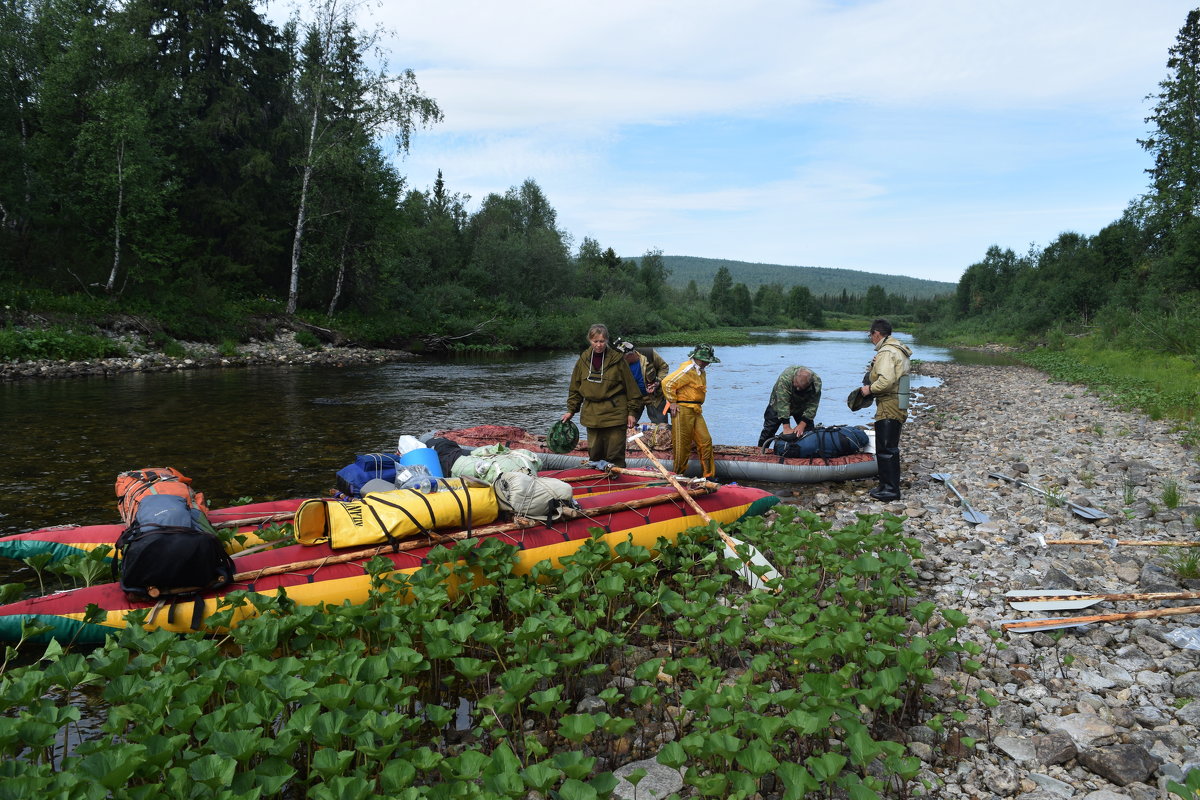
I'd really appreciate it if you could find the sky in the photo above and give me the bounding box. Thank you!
[352,0,1196,285]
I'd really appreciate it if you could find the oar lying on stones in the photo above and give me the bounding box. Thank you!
[1000,604,1200,633]
[989,472,1108,520]
[1005,588,1200,611]
[1034,532,1200,550]
[930,472,989,524]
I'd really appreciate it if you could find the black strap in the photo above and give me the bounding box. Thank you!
[441,481,475,536]
[365,492,436,550]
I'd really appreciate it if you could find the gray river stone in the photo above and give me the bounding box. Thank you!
[610,758,685,800]
[1077,744,1161,786]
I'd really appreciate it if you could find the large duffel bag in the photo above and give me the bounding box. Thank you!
[450,444,541,485]
[773,425,870,459]
[493,472,577,521]
[295,479,499,549]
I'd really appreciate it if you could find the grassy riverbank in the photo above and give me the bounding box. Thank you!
[1015,340,1200,449]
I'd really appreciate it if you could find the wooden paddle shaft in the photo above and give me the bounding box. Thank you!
[626,433,714,523]
[1044,539,1200,548]
[1009,590,1200,604]
[626,433,783,594]
[212,512,296,529]
[232,485,711,582]
[1002,604,1200,632]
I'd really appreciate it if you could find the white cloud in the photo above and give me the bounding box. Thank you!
[358,0,1196,282]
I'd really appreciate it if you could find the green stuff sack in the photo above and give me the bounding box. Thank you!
[451,444,541,485]
[547,420,580,454]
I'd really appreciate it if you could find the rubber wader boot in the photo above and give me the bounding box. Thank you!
[869,419,903,501]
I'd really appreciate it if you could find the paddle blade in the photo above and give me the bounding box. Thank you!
[1068,505,1109,521]
[724,536,782,590]
[1007,597,1104,611]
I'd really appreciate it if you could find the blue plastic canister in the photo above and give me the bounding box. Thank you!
[397,446,444,478]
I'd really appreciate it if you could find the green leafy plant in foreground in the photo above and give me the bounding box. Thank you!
[1169,766,1200,799]
[0,508,969,798]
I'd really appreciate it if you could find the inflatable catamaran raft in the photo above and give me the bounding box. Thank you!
[0,467,778,644]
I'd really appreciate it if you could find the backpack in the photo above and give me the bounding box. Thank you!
[772,425,871,459]
[493,472,577,521]
[111,494,234,630]
[115,467,208,525]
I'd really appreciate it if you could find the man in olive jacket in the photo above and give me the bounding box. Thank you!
[561,324,642,467]
[858,318,912,501]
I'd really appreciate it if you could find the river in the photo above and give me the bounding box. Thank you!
[0,330,957,539]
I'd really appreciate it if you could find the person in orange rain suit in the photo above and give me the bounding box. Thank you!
[661,343,719,478]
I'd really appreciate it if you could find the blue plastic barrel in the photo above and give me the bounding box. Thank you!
[398,446,444,478]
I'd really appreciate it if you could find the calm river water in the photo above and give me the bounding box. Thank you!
[0,330,954,539]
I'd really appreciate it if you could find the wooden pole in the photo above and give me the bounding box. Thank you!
[211,512,296,529]
[1001,604,1200,633]
[626,431,780,590]
[1007,589,1200,605]
[1043,539,1200,548]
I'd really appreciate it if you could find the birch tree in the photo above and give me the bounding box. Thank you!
[287,0,440,314]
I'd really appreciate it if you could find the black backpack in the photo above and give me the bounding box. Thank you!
[111,495,235,630]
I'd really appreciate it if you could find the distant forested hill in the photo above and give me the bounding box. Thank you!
[655,256,956,299]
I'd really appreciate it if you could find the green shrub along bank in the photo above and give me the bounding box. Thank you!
[0,509,982,799]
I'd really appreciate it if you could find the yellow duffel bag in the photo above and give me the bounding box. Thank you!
[295,480,499,549]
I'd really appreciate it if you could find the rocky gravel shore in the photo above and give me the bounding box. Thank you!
[786,361,1200,800]
[0,332,413,380]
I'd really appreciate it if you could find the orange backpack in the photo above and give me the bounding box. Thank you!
[115,467,209,524]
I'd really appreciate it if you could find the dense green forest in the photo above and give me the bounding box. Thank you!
[924,11,1200,356]
[658,256,954,299]
[5,0,1200,385]
[0,0,943,355]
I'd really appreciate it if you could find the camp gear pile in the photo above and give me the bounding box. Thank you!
[450,444,541,484]
[111,468,232,629]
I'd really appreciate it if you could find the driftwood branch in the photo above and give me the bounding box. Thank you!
[422,316,498,352]
[290,316,341,345]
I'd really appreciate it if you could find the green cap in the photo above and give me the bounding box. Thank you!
[846,386,874,411]
[689,344,720,363]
